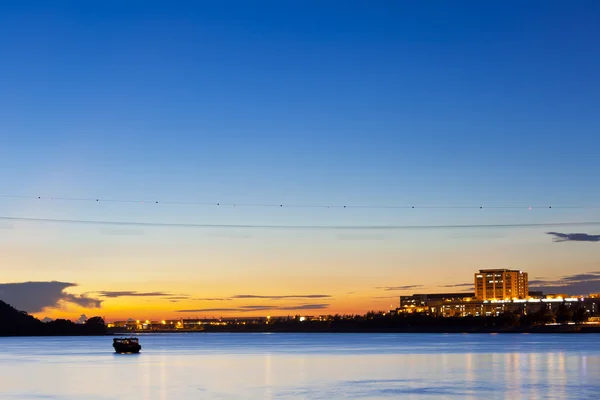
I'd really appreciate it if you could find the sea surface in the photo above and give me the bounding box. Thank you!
[0,333,599,399]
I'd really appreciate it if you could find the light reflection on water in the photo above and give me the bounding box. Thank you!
[0,333,599,399]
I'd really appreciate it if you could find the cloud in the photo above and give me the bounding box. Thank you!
[0,281,102,313]
[238,305,276,311]
[97,291,171,298]
[177,308,237,313]
[375,285,423,291]
[440,282,473,288]
[176,303,330,313]
[529,271,600,295]
[280,304,329,311]
[562,273,600,282]
[166,296,190,303]
[547,232,600,242]
[94,291,192,303]
[190,294,331,301]
[76,314,88,324]
[439,283,474,291]
[231,294,331,300]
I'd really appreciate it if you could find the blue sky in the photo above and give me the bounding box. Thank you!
[0,1,599,318]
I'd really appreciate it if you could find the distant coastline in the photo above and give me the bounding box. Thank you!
[108,315,600,335]
[3,299,600,337]
[0,300,107,337]
[109,326,600,334]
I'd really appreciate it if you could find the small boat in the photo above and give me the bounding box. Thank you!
[113,337,141,354]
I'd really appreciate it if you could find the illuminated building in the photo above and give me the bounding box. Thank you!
[475,269,528,300]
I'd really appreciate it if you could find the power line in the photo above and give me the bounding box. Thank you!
[0,194,598,210]
[1,216,599,230]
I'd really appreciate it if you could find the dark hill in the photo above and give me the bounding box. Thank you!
[0,300,107,336]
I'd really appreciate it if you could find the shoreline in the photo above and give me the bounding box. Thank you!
[107,325,600,335]
[3,327,600,337]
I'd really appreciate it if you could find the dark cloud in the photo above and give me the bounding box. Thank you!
[177,303,330,313]
[96,291,175,298]
[0,281,102,313]
[191,294,331,301]
[167,297,189,303]
[238,305,276,311]
[440,282,473,288]
[177,308,236,313]
[439,282,474,292]
[547,232,600,242]
[231,294,331,300]
[562,273,600,282]
[530,272,600,296]
[281,304,329,311]
[376,285,423,291]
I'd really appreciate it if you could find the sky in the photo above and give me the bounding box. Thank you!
[0,1,599,321]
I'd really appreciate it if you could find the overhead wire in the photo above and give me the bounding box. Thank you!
[0,194,598,210]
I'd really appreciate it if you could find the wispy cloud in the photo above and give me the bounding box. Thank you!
[96,291,177,298]
[0,281,102,313]
[530,271,600,295]
[547,232,600,242]
[191,294,331,301]
[282,304,329,311]
[177,303,330,313]
[165,296,190,303]
[376,285,423,291]
[439,282,474,289]
[231,294,331,300]
[177,308,236,313]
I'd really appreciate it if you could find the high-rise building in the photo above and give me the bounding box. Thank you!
[474,269,528,300]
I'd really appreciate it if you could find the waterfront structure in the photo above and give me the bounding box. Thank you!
[399,293,475,314]
[397,294,600,317]
[440,296,600,317]
[474,269,528,300]
[395,267,600,317]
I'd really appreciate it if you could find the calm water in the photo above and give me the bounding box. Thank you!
[0,333,599,399]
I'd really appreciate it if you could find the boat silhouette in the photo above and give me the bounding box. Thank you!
[113,337,141,353]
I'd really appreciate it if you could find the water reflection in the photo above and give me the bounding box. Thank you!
[0,334,599,399]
